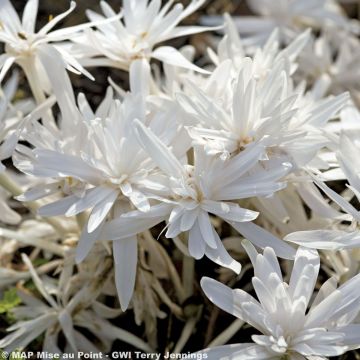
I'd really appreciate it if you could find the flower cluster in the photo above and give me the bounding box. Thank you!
[0,0,360,358]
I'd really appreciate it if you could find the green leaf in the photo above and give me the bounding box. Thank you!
[0,288,21,314]
[32,258,49,267]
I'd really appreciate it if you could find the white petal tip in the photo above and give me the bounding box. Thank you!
[200,276,212,289]
[232,262,242,275]
[14,194,25,201]
[119,298,130,312]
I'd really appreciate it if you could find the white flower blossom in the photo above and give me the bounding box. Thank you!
[203,0,358,46]
[72,0,214,73]
[14,59,177,311]
[178,55,348,169]
[199,243,360,359]
[120,119,296,262]
[0,72,33,171]
[297,33,360,100]
[285,132,360,250]
[0,0,112,85]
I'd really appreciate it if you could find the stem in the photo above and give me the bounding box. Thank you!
[152,279,183,319]
[173,235,190,256]
[208,319,244,347]
[108,325,154,353]
[21,59,57,132]
[0,172,22,196]
[0,227,66,257]
[27,69,47,105]
[149,72,161,95]
[36,259,63,274]
[182,254,195,298]
[173,306,202,353]
[142,230,186,302]
[69,257,113,313]
[173,317,198,353]
[3,260,62,287]
[204,307,220,345]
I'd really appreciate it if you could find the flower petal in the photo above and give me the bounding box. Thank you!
[113,236,138,311]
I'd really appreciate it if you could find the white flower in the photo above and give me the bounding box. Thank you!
[14,58,187,311]
[339,103,360,132]
[16,62,157,228]
[297,33,360,99]
[108,118,295,265]
[73,0,214,73]
[203,0,357,46]
[178,56,348,169]
[209,16,310,79]
[0,72,33,171]
[199,243,360,359]
[285,132,360,250]
[251,181,333,236]
[0,0,109,84]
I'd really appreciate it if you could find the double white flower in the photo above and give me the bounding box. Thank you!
[15,61,171,310]
[73,0,215,73]
[0,0,107,86]
[203,0,357,46]
[0,72,33,172]
[286,131,360,251]
[131,119,292,268]
[180,48,348,170]
[199,242,360,359]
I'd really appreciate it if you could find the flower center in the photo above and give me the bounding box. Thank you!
[5,32,36,57]
[231,136,254,157]
[269,335,289,354]
[187,175,205,203]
